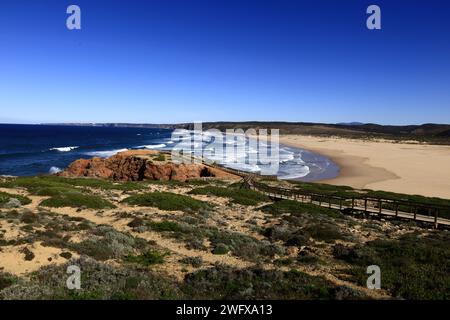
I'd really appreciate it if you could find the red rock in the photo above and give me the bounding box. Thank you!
[58,150,237,181]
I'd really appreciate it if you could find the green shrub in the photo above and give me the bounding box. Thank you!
[212,243,230,255]
[0,176,146,193]
[207,228,284,261]
[124,250,167,266]
[0,191,32,206]
[289,181,359,198]
[40,193,116,209]
[33,186,85,196]
[261,200,342,218]
[303,223,345,243]
[340,232,450,299]
[263,223,310,246]
[148,220,182,232]
[153,154,166,162]
[189,186,268,205]
[122,192,211,212]
[0,258,183,300]
[182,265,359,300]
[0,272,17,290]
[179,256,203,267]
[71,239,116,260]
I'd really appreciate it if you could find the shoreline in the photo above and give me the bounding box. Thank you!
[280,135,450,199]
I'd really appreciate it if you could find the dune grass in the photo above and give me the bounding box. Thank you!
[188,186,269,205]
[122,191,212,212]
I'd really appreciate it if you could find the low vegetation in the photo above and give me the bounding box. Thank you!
[183,265,362,300]
[286,180,450,219]
[0,176,146,193]
[1,173,449,300]
[335,232,450,299]
[152,154,166,162]
[40,193,116,209]
[261,200,343,218]
[189,186,269,205]
[122,192,212,212]
[124,250,168,266]
[0,191,31,207]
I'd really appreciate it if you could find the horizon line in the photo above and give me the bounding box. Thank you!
[0,121,450,127]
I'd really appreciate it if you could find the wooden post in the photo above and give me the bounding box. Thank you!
[434,209,438,229]
[364,198,367,214]
[339,199,342,210]
[329,197,331,208]
[351,198,355,210]
[395,203,398,217]
[378,199,382,218]
[413,207,417,220]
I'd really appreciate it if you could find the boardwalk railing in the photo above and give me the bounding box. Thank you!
[248,181,450,229]
[177,154,450,228]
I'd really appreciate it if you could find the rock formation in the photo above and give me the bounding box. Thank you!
[58,150,237,181]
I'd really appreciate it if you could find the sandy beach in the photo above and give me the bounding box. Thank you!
[280,135,450,199]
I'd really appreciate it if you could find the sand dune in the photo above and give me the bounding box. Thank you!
[280,135,450,199]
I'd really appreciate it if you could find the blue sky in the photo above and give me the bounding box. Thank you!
[1,0,449,125]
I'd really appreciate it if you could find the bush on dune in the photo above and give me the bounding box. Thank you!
[261,200,342,218]
[124,250,168,266]
[40,193,116,209]
[188,186,269,205]
[0,191,31,206]
[122,192,212,212]
[183,265,363,300]
[336,232,450,299]
[0,176,146,194]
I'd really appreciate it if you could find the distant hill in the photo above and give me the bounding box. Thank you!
[336,122,364,126]
[43,122,450,144]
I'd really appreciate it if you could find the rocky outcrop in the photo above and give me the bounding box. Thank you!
[58,150,237,181]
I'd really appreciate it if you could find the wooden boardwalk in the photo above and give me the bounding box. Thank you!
[248,181,450,229]
[205,160,450,228]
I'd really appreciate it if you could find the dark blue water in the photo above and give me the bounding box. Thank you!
[0,124,339,180]
[0,124,173,176]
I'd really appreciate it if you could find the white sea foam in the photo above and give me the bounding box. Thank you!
[278,165,310,180]
[49,146,79,152]
[49,166,62,174]
[135,144,166,149]
[279,152,295,163]
[85,148,128,158]
[225,163,261,173]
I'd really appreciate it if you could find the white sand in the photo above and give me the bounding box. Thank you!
[280,135,450,199]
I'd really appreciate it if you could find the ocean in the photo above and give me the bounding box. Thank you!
[0,124,339,180]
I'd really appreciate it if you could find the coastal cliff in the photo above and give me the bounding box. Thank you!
[58,150,237,181]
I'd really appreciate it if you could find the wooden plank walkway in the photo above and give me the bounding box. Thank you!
[249,183,450,228]
[202,159,450,228]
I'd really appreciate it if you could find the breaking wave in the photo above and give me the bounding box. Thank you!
[49,146,79,152]
[49,166,62,174]
[135,144,166,149]
[85,148,128,158]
